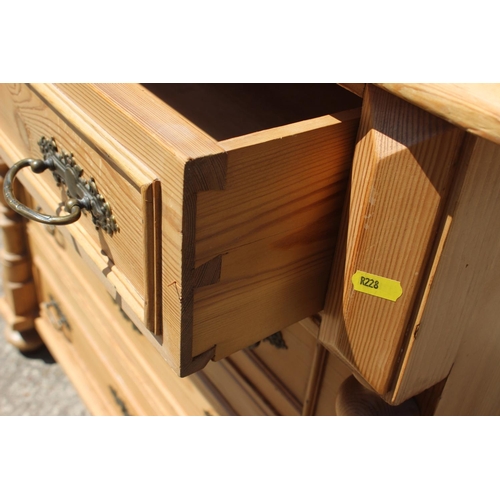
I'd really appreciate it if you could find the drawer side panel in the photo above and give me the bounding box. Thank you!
[192,111,360,359]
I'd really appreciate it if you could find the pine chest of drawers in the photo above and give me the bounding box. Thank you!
[0,83,361,415]
[0,83,360,377]
[5,83,499,416]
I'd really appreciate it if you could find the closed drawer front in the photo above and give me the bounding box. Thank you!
[33,261,142,416]
[0,83,361,377]
[227,320,318,415]
[28,218,230,416]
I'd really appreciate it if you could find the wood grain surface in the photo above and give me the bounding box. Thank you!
[34,261,143,416]
[228,322,318,416]
[51,83,228,375]
[0,83,362,378]
[202,357,279,415]
[388,134,479,404]
[0,84,161,331]
[320,85,465,395]
[376,84,500,145]
[193,111,360,359]
[48,84,361,374]
[29,217,229,416]
[426,138,500,415]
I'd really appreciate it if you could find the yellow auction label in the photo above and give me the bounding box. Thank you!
[351,270,403,302]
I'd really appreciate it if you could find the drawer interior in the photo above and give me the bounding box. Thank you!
[142,83,362,140]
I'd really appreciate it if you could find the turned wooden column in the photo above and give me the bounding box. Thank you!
[0,159,42,351]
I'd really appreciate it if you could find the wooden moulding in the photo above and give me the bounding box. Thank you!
[376,83,500,146]
[229,321,319,416]
[319,84,468,399]
[33,259,144,416]
[40,84,361,377]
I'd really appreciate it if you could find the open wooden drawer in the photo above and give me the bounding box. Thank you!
[0,83,361,376]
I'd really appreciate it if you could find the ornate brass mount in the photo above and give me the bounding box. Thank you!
[109,386,130,416]
[249,331,288,350]
[44,295,71,336]
[3,137,118,234]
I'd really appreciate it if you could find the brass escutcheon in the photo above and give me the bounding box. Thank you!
[44,295,71,342]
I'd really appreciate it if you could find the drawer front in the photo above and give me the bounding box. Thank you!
[202,359,278,416]
[228,320,318,415]
[0,84,161,333]
[33,262,142,416]
[28,218,230,416]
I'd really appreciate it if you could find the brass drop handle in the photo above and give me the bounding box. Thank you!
[2,137,118,234]
[3,158,82,225]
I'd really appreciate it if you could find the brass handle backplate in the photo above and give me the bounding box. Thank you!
[44,295,72,342]
[3,137,118,234]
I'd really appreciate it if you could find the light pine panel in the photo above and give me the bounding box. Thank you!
[388,135,479,404]
[426,138,500,415]
[0,84,152,298]
[34,261,145,416]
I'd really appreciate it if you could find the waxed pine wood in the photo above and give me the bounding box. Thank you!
[228,322,318,416]
[376,83,500,146]
[33,261,143,416]
[30,229,165,415]
[415,138,500,415]
[193,111,360,359]
[13,159,154,333]
[28,212,230,416]
[319,85,465,395]
[0,84,161,332]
